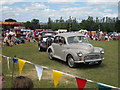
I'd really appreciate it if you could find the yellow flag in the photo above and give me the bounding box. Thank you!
[18,59,26,75]
[52,70,63,88]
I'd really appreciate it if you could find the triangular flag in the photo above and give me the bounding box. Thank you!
[7,57,10,70]
[75,77,87,90]
[18,59,26,75]
[35,65,43,81]
[98,83,112,90]
[13,58,18,63]
[52,70,63,88]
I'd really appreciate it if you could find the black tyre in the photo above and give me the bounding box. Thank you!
[96,61,102,65]
[48,49,53,60]
[67,55,76,68]
[38,46,41,51]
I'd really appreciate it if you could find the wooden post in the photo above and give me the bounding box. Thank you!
[11,56,16,84]
[11,60,15,83]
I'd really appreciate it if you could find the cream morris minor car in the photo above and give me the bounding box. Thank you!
[47,32,104,68]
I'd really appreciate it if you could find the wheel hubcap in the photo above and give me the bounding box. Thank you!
[49,51,52,59]
[68,58,74,67]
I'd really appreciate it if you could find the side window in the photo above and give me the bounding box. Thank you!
[54,36,59,43]
[59,37,66,44]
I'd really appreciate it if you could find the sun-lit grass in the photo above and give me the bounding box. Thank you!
[2,40,119,88]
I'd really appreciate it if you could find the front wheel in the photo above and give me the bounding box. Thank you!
[38,47,42,52]
[48,50,53,60]
[67,55,76,68]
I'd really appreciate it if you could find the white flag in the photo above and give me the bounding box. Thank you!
[35,65,43,81]
[7,57,10,70]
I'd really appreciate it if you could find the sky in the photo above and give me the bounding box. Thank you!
[0,0,119,23]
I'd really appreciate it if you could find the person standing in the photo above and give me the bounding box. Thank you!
[89,31,93,40]
[0,73,5,89]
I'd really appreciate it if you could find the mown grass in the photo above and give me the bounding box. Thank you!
[2,40,119,88]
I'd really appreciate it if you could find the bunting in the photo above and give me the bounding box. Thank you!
[35,65,43,81]
[52,70,63,88]
[13,58,18,63]
[1,55,120,90]
[18,59,26,75]
[98,83,112,90]
[75,77,87,90]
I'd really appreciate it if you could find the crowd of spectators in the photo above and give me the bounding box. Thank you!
[80,31,120,41]
[2,30,25,47]
[1,29,120,47]
[2,30,42,47]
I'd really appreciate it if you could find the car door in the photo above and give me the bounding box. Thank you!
[52,36,60,57]
[52,36,66,60]
[57,36,67,61]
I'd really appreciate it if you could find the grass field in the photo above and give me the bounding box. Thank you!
[2,40,119,88]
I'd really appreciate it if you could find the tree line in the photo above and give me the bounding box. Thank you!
[3,16,120,32]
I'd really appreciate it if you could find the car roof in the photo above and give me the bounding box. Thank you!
[56,32,85,37]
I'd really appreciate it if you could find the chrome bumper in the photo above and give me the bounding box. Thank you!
[74,58,104,63]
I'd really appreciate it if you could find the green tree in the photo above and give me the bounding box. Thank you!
[31,19,39,24]
[24,21,32,29]
[115,20,120,32]
[31,19,40,29]
[47,17,52,29]
[3,18,17,29]
[80,16,96,31]
[24,19,40,29]
[5,18,17,22]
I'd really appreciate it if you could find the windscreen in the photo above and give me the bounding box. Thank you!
[67,36,88,44]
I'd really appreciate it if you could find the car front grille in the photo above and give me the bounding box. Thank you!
[84,54,100,60]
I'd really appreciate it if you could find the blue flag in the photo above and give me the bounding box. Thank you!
[13,58,18,63]
[98,83,112,90]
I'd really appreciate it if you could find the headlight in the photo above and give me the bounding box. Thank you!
[77,52,83,57]
[100,50,104,54]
